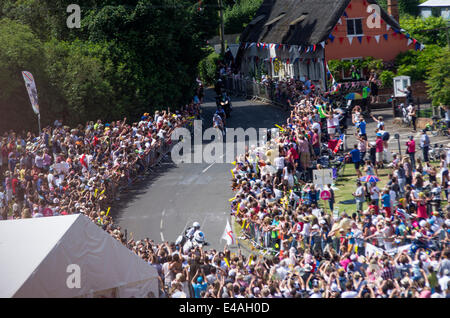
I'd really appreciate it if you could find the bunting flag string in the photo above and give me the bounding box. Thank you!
[239,27,421,53]
[347,36,354,45]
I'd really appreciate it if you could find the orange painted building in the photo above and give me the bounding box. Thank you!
[325,0,414,62]
[238,0,421,88]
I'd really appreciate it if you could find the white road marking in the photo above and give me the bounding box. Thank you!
[201,154,226,173]
[160,209,165,242]
[202,162,215,173]
[201,215,208,228]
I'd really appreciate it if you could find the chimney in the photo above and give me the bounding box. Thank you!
[387,0,399,22]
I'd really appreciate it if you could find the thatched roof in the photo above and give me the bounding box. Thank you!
[240,0,401,46]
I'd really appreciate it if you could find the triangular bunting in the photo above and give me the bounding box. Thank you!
[407,38,413,46]
[375,35,380,43]
[320,41,325,48]
[387,24,391,31]
[339,37,344,44]
[383,34,388,41]
[329,34,335,42]
[357,36,363,44]
[343,11,348,18]
[347,36,354,45]
[348,3,352,9]
[338,18,342,25]
[334,25,338,31]
[367,36,371,43]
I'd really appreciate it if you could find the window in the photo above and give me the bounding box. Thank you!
[347,18,363,36]
[341,57,363,79]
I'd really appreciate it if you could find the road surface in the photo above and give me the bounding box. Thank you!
[111,91,288,250]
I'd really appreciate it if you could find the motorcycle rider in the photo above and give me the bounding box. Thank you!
[186,222,201,240]
[182,222,206,253]
[217,92,232,118]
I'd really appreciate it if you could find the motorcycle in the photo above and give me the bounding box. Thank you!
[175,227,209,253]
[216,94,232,118]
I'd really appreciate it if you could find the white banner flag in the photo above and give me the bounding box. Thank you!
[407,38,413,46]
[365,243,384,258]
[221,219,237,246]
[386,24,391,31]
[375,35,380,43]
[347,36,354,45]
[386,244,412,256]
[22,71,40,115]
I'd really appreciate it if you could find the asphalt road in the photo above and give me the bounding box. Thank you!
[111,91,288,250]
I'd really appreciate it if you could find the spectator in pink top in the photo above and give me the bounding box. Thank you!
[375,134,384,169]
[406,136,416,170]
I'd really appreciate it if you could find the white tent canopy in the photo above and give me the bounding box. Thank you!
[0,214,159,298]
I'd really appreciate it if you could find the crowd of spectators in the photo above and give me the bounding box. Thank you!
[2,75,450,298]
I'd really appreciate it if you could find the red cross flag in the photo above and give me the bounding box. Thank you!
[221,219,237,246]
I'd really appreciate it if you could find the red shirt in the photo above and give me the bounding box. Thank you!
[11,178,18,194]
[368,204,379,215]
[288,147,299,160]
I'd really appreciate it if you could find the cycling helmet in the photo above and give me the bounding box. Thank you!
[194,231,205,243]
[193,222,201,229]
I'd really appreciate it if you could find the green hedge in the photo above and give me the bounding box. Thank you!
[198,49,220,85]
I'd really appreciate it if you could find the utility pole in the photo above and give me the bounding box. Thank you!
[218,0,225,55]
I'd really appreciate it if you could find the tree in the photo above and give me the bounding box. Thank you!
[0,18,46,133]
[377,0,423,17]
[223,0,263,34]
[400,15,448,47]
[43,39,114,125]
[395,44,444,81]
[426,50,450,106]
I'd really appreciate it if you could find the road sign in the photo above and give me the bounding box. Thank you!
[320,190,331,201]
[313,169,333,185]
